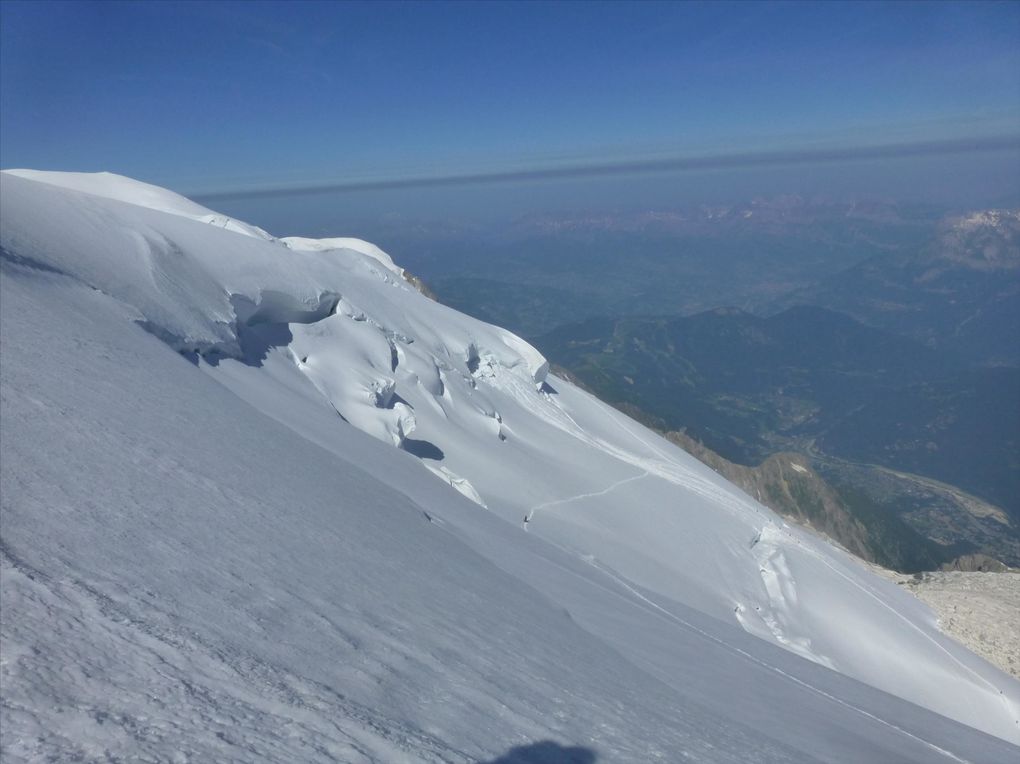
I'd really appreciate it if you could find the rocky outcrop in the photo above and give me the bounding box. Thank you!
[941,554,1009,573]
[665,431,875,562]
[402,269,439,300]
[876,567,1020,680]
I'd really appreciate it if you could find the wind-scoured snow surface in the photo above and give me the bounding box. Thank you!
[1,171,1018,763]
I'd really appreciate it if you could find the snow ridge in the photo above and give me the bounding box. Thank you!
[2,169,1019,760]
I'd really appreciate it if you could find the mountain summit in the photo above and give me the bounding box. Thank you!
[2,170,1018,761]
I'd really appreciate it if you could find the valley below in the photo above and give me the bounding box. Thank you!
[3,171,1018,761]
[427,201,1020,573]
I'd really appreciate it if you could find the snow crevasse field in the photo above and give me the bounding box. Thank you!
[1,169,1018,763]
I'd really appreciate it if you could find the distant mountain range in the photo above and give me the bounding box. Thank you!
[399,197,944,335]
[412,201,1020,571]
[779,209,1020,366]
[8,171,1020,757]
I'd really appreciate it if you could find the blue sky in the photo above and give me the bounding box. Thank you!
[1,0,1018,206]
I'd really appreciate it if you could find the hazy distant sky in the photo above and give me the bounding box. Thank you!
[2,0,1018,220]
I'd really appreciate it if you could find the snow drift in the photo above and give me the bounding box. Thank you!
[1,170,1018,762]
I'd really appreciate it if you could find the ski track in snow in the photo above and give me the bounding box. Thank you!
[754,524,1018,721]
[581,556,974,764]
[504,520,975,764]
[5,170,1020,758]
[524,470,650,526]
[567,380,1016,725]
[472,307,1020,740]
[531,383,759,522]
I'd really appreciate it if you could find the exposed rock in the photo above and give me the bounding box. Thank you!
[402,269,439,300]
[941,554,1009,573]
[874,566,1020,680]
[665,430,874,562]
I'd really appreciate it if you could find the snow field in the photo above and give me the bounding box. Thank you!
[2,170,1018,760]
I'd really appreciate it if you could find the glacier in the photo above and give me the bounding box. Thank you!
[1,169,1018,762]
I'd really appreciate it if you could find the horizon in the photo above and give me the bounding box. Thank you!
[4,4,1020,759]
[2,0,1019,227]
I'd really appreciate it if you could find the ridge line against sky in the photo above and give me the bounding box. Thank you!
[190,134,1020,201]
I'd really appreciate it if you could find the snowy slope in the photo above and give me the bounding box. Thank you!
[3,168,274,240]
[1,170,1018,762]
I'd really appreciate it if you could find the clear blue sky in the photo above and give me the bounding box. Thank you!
[1,0,1018,204]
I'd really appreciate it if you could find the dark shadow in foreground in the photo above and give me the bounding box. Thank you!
[480,740,596,764]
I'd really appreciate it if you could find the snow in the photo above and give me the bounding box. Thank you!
[282,236,405,277]
[953,209,1020,233]
[2,169,1019,762]
[875,569,1020,681]
[3,169,274,240]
